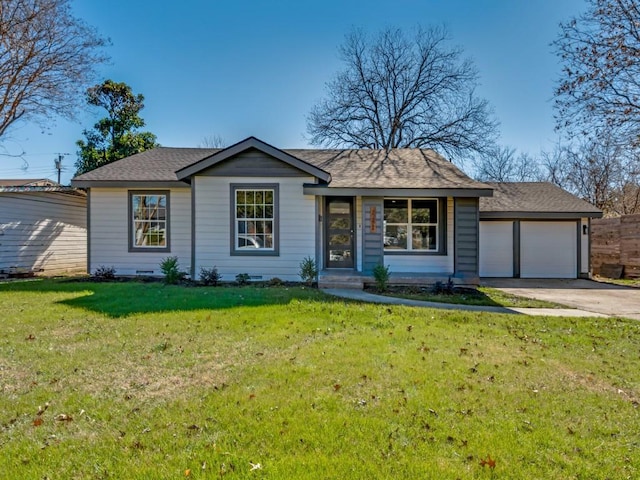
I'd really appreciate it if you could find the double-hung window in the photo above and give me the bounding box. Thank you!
[231,184,279,255]
[384,198,439,252]
[129,191,169,251]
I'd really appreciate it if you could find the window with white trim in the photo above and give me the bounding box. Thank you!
[130,192,169,251]
[232,185,278,255]
[384,198,438,251]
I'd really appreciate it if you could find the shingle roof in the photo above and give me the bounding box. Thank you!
[0,178,56,187]
[480,182,602,217]
[72,148,221,182]
[291,148,488,190]
[72,145,490,191]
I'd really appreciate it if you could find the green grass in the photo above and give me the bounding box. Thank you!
[374,285,562,308]
[594,276,640,288]
[1,279,639,479]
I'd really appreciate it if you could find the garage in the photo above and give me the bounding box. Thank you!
[479,182,602,279]
[520,221,577,278]
[479,221,513,277]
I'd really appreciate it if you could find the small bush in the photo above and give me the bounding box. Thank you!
[372,263,391,292]
[268,277,284,287]
[93,265,115,280]
[199,266,222,286]
[160,256,185,285]
[432,277,455,295]
[235,273,251,286]
[298,256,318,285]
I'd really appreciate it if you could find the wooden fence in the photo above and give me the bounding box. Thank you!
[591,214,640,278]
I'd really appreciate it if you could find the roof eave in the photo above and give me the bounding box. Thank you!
[480,211,603,219]
[71,180,191,189]
[303,185,494,197]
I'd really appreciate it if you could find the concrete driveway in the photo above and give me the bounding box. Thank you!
[481,278,640,320]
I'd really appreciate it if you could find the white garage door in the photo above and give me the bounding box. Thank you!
[521,222,577,278]
[479,221,514,277]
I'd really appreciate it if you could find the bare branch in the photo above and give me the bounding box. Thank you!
[307,26,498,162]
[0,0,108,142]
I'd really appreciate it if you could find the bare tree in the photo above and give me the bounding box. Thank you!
[307,26,498,162]
[0,0,108,139]
[476,146,542,182]
[541,137,640,215]
[554,0,640,142]
[198,134,226,148]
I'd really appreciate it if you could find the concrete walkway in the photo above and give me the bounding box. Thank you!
[321,288,609,317]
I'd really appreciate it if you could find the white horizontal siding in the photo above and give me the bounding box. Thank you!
[89,187,191,276]
[384,197,454,273]
[581,218,589,275]
[194,176,316,282]
[0,192,86,275]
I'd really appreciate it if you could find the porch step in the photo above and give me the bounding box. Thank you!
[318,272,365,290]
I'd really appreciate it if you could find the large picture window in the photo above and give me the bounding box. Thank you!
[129,191,169,251]
[384,198,439,251]
[231,184,279,255]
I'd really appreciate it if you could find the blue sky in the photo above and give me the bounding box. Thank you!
[0,0,587,184]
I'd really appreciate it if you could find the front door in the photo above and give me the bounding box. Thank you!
[325,197,355,269]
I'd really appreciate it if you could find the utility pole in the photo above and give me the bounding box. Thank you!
[54,155,62,184]
[54,153,69,184]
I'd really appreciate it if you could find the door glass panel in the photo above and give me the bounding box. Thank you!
[329,234,351,246]
[329,202,350,214]
[329,217,350,229]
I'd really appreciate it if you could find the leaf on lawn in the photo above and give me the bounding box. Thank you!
[37,402,49,416]
[333,384,341,391]
[25,334,36,341]
[480,455,496,469]
[32,417,43,427]
[184,468,191,476]
[55,414,72,422]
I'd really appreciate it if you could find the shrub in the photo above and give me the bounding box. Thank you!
[235,273,251,286]
[432,277,455,295]
[268,277,284,286]
[93,265,115,280]
[160,256,185,285]
[199,266,222,286]
[298,256,318,285]
[372,263,391,292]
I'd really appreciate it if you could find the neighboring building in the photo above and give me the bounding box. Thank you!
[0,180,87,277]
[71,137,602,286]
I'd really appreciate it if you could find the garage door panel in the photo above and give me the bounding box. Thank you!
[521,222,576,278]
[479,221,513,277]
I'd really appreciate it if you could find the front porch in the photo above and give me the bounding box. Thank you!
[317,270,478,290]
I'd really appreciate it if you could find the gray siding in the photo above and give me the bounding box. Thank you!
[89,187,192,276]
[454,198,479,278]
[362,197,384,273]
[0,192,86,275]
[199,149,310,177]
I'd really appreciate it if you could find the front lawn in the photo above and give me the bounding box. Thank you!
[1,279,638,479]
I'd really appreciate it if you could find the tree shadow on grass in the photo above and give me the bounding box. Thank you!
[0,278,333,318]
[370,285,506,307]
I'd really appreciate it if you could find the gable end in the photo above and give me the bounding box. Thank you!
[176,136,330,182]
[197,148,313,177]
